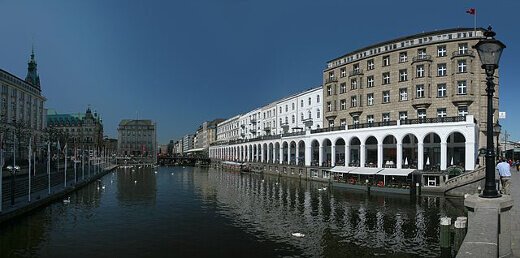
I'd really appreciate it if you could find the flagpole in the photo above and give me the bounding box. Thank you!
[474,9,477,35]
[28,138,31,202]
[64,144,67,188]
[47,142,50,195]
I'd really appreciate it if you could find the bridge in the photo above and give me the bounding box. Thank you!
[157,155,210,166]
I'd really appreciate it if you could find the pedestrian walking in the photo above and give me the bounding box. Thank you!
[496,158,512,195]
[516,160,520,172]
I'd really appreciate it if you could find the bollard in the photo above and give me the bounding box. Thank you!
[416,182,421,196]
[453,216,467,253]
[440,217,452,249]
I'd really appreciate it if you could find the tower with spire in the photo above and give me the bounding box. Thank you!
[25,47,40,88]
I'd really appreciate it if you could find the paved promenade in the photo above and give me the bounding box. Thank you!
[0,164,118,224]
[510,166,520,257]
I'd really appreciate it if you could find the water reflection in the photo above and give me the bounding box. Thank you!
[193,168,464,257]
[0,166,464,257]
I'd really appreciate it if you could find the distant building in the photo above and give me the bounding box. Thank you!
[0,50,46,159]
[182,134,194,152]
[117,119,157,161]
[103,137,118,156]
[46,106,104,151]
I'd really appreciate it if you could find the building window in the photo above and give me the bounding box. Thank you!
[340,119,347,126]
[367,76,374,88]
[285,105,288,112]
[382,91,390,103]
[353,116,359,124]
[437,45,447,57]
[437,63,447,77]
[308,110,312,119]
[329,120,334,127]
[327,102,332,112]
[340,67,346,77]
[340,83,347,94]
[327,86,332,96]
[399,111,408,120]
[367,59,374,70]
[399,88,408,101]
[382,113,390,122]
[437,84,447,97]
[382,72,390,85]
[458,106,469,117]
[353,63,360,72]
[351,79,358,90]
[292,115,295,123]
[351,96,357,107]
[416,84,425,98]
[367,115,374,124]
[382,55,390,66]
[317,108,320,118]
[340,99,346,110]
[457,80,467,95]
[301,100,304,107]
[367,93,374,106]
[317,95,320,103]
[399,69,408,82]
[418,48,427,58]
[457,60,467,73]
[458,43,468,54]
[328,71,335,80]
[399,52,408,63]
[308,97,311,105]
[417,109,426,119]
[416,65,425,78]
[437,108,447,118]
[292,103,295,110]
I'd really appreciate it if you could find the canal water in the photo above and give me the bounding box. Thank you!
[0,166,465,257]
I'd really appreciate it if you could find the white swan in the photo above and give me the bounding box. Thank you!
[134,180,137,184]
[291,233,305,237]
[63,197,71,204]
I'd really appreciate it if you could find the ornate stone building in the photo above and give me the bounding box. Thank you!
[46,107,104,152]
[117,119,157,160]
[0,50,46,160]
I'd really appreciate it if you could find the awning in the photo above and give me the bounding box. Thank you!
[377,168,415,176]
[348,167,384,175]
[222,161,243,166]
[185,148,205,153]
[329,166,357,173]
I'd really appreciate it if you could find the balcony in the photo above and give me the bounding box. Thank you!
[282,131,306,137]
[451,50,475,59]
[451,94,474,106]
[325,110,338,119]
[349,69,364,77]
[264,126,271,132]
[240,124,245,128]
[250,128,257,133]
[412,55,432,63]
[325,77,338,84]
[411,97,432,108]
[310,125,345,134]
[302,118,313,127]
[250,118,257,124]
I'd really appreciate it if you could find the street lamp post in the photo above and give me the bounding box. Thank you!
[494,122,502,158]
[473,26,506,198]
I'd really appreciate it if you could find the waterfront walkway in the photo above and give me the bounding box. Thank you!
[0,164,118,224]
[510,166,520,257]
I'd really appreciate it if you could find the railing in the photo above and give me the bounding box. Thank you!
[311,125,345,134]
[325,77,338,84]
[347,121,397,129]
[452,50,474,58]
[250,118,257,124]
[401,116,465,125]
[412,55,432,62]
[349,69,364,77]
[282,131,306,137]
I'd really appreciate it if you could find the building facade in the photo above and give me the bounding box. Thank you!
[117,119,157,160]
[0,50,46,159]
[46,107,104,151]
[322,28,493,149]
[182,134,195,152]
[216,115,240,142]
[276,87,322,134]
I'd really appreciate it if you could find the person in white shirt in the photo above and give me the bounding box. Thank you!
[496,158,512,194]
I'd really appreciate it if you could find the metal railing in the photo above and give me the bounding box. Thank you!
[452,50,474,58]
[347,121,397,129]
[311,125,345,134]
[325,77,338,84]
[412,55,432,62]
[349,69,364,77]
[282,131,306,137]
[401,116,465,125]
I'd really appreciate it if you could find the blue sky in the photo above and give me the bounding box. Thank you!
[0,0,519,144]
